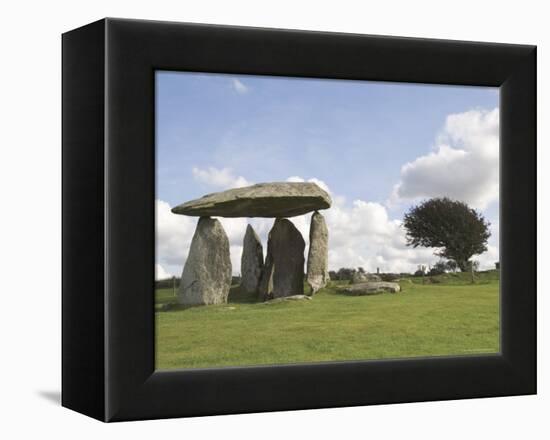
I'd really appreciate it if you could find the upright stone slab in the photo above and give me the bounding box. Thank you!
[306,211,329,293]
[178,217,232,306]
[240,224,264,295]
[258,248,274,301]
[259,218,305,300]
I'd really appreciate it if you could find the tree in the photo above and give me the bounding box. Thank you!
[445,260,458,272]
[336,267,356,280]
[403,197,490,272]
[429,261,447,276]
[465,260,480,283]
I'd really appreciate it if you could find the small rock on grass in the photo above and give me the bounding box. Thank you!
[262,295,312,304]
[339,281,401,296]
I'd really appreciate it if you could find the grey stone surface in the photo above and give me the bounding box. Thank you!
[350,272,367,284]
[259,218,305,300]
[240,224,264,295]
[306,211,329,293]
[177,217,232,306]
[350,272,382,284]
[263,295,312,304]
[339,281,401,296]
[258,250,274,301]
[171,182,332,218]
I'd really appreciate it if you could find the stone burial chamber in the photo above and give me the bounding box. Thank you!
[171,182,332,305]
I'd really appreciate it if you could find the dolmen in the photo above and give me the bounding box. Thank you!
[172,182,331,305]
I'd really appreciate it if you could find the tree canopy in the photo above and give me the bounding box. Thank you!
[403,197,490,272]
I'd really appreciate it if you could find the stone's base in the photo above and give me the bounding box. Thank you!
[178,217,232,306]
[259,218,305,300]
[339,281,401,296]
[240,224,264,295]
[306,211,329,293]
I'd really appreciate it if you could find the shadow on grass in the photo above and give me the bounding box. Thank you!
[156,284,260,312]
[335,290,390,297]
[227,284,260,304]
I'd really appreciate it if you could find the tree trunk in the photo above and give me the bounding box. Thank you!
[457,260,468,272]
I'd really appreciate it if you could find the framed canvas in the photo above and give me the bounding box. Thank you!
[62,18,536,422]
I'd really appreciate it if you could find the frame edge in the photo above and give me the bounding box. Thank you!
[62,18,107,421]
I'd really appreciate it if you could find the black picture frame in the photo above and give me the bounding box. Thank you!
[62,18,536,422]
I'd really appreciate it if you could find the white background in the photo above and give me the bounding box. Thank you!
[0,0,547,438]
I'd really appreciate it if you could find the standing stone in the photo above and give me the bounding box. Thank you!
[306,211,329,293]
[258,249,274,301]
[240,224,264,295]
[259,218,305,300]
[178,217,232,306]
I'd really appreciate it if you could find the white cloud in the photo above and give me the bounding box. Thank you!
[157,172,497,276]
[192,166,251,189]
[286,176,331,194]
[158,108,499,276]
[157,198,272,277]
[475,244,499,270]
[321,195,436,273]
[391,108,499,210]
[155,263,172,280]
[231,78,249,94]
[156,199,198,276]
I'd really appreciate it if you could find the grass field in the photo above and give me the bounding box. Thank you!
[155,270,500,370]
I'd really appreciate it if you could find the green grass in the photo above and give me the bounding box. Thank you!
[155,271,500,370]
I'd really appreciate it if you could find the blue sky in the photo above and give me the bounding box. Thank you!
[155,71,499,277]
